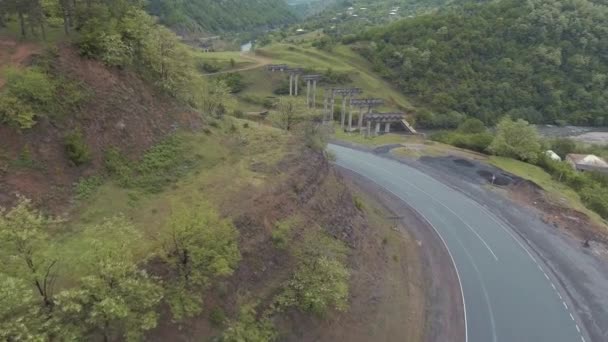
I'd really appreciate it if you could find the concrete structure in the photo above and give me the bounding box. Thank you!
[301,75,323,108]
[566,154,608,173]
[266,65,303,97]
[351,98,383,133]
[362,113,416,136]
[325,88,363,127]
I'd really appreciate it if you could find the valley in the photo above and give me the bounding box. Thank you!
[1,0,608,341]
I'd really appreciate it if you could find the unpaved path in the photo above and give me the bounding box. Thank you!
[203,51,272,76]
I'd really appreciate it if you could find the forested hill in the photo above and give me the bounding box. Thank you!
[147,0,296,33]
[357,0,608,127]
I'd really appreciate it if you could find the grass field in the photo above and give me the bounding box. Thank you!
[59,118,290,282]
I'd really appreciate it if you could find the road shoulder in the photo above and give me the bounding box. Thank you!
[338,166,466,342]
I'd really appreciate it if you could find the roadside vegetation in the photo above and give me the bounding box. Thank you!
[431,117,608,222]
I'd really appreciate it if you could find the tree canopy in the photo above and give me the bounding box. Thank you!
[146,0,295,33]
[357,0,608,126]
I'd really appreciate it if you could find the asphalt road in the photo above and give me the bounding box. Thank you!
[328,144,588,342]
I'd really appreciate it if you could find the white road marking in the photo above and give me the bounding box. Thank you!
[334,161,469,342]
[330,145,589,342]
[356,157,499,261]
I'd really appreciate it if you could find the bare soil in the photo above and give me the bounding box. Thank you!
[0,43,199,212]
[0,37,41,88]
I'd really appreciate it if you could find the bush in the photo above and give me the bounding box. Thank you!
[549,138,577,159]
[75,176,104,200]
[489,117,541,163]
[277,256,349,316]
[64,130,91,166]
[431,131,493,153]
[217,73,246,93]
[222,305,276,342]
[209,307,226,327]
[271,218,295,249]
[458,118,486,134]
[0,94,36,129]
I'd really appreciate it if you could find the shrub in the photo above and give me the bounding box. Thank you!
[549,138,577,159]
[75,176,104,200]
[489,117,541,163]
[0,94,36,129]
[64,130,91,166]
[222,305,276,342]
[458,118,486,134]
[277,256,349,316]
[209,307,226,327]
[271,218,295,249]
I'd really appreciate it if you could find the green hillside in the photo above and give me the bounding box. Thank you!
[147,0,296,33]
[356,0,608,127]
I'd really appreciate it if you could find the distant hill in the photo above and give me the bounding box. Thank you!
[147,0,296,33]
[356,0,608,127]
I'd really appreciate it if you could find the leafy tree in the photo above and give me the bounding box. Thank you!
[458,118,486,134]
[0,197,60,308]
[489,117,541,163]
[357,0,608,126]
[274,97,303,131]
[0,273,46,341]
[222,304,277,342]
[0,94,37,129]
[277,256,349,316]
[51,217,163,341]
[161,204,240,320]
[549,138,577,159]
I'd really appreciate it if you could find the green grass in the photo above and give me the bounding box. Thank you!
[54,118,290,283]
[193,50,256,73]
[253,44,413,111]
[333,130,411,146]
[488,156,607,225]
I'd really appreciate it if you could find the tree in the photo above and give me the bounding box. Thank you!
[550,138,577,159]
[276,256,349,316]
[161,204,240,320]
[0,197,60,308]
[274,97,302,131]
[0,273,46,341]
[458,118,486,134]
[51,217,163,341]
[222,304,277,342]
[489,117,541,163]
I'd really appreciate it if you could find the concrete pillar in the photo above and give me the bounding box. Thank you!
[312,80,317,108]
[289,74,293,96]
[375,122,381,135]
[348,98,353,131]
[295,74,299,96]
[340,96,347,129]
[358,106,364,133]
[306,80,311,108]
[385,122,391,133]
[323,93,328,121]
[367,121,372,137]
[330,94,335,122]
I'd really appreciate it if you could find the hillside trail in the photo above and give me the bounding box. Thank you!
[203,51,273,76]
[0,37,41,88]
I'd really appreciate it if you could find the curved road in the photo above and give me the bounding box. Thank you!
[329,144,589,342]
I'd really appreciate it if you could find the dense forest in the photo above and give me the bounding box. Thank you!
[146,0,295,33]
[357,0,608,127]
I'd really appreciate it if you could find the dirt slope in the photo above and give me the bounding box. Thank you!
[0,43,198,211]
